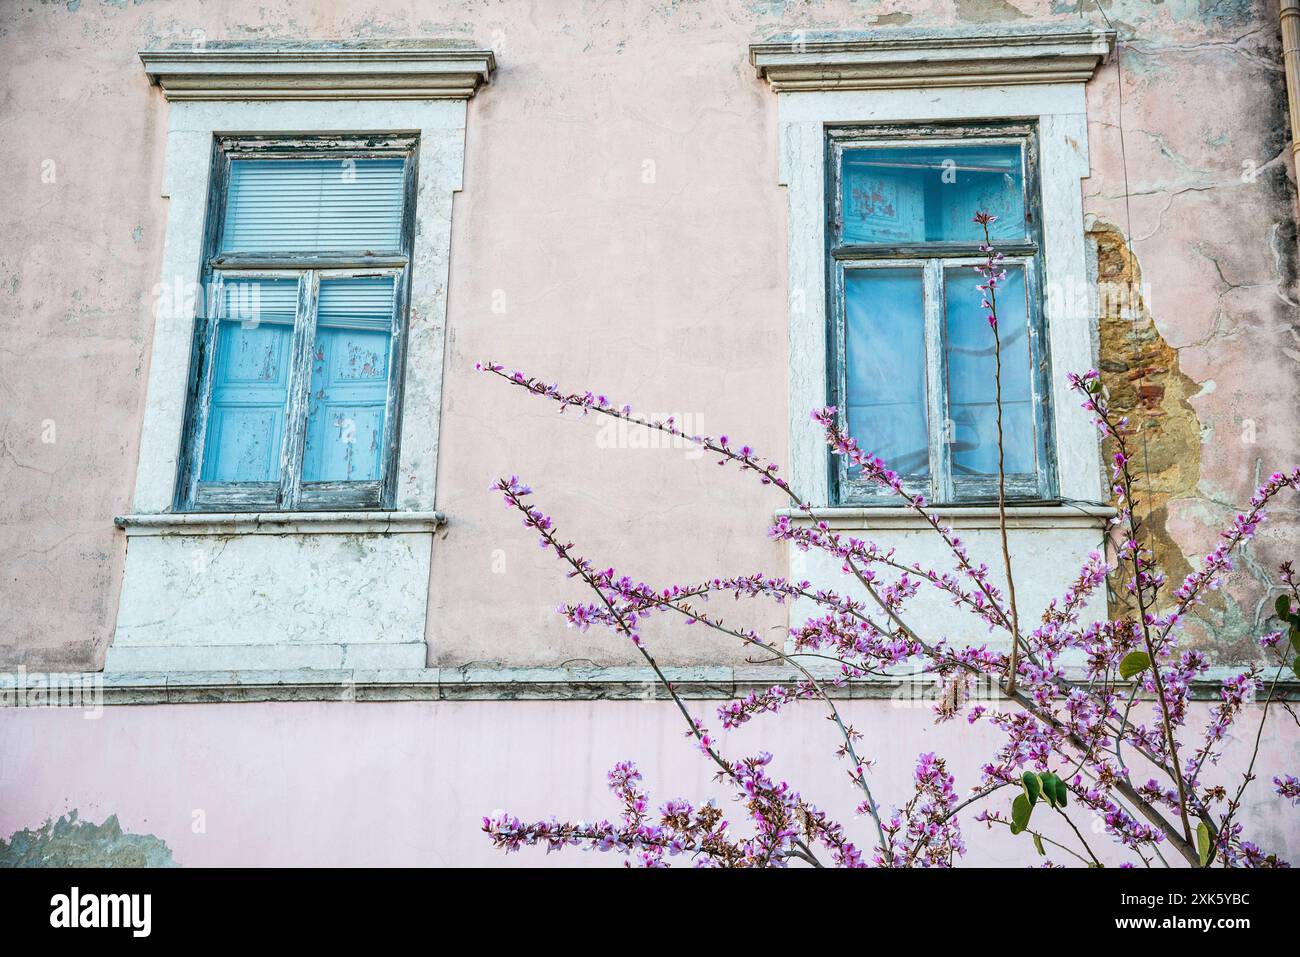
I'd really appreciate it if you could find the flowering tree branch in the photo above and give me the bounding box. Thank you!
[476,217,1300,868]
[974,212,1024,695]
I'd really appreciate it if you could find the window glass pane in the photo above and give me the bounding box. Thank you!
[302,276,395,483]
[840,143,1026,245]
[944,264,1035,477]
[201,277,298,483]
[844,268,929,478]
[221,158,406,254]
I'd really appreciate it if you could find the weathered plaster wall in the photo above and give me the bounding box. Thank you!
[0,0,1295,673]
[1,698,1294,866]
[109,530,432,670]
[1080,4,1300,660]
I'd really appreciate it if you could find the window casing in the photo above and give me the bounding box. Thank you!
[176,135,418,512]
[826,122,1056,506]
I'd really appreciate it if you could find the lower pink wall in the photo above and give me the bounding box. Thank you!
[3,699,1296,866]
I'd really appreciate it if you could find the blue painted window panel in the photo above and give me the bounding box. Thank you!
[944,264,1035,477]
[221,158,406,254]
[844,268,930,477]
[302,276,395,483]
[841,143,1026,246]
[200,277,298,483]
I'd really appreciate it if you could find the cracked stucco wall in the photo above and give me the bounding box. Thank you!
[0,0,1296,670]
[1081,2,1300,661]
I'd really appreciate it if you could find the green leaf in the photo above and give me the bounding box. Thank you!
[1038,772,1057,808]
[1035,772,1067,809]
[1040,769,1071,806]
[1197,822,1212,867]
[1289,625,1300,655]
[1277,595,1293,620]
[1011,794,1033,835]
[1293,656,1300,680]
[1119,651,1151,681]
[1022,771,1041,808]
[1032,832,1045,856]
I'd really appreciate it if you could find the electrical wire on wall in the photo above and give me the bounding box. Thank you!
[1085,1,1163,577]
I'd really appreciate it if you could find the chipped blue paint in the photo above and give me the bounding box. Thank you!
[303,276,394,482]
[200,277,297,483]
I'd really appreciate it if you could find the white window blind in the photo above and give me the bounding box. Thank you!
[221,158,406,254]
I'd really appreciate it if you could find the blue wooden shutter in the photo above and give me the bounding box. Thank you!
[843,268,930,478]
[943,264,1034,477]
[221,158,406,254]
[201,277,300,483]
[302,276,396,483]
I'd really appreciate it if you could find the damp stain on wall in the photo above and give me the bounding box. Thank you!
[0,810,177,868]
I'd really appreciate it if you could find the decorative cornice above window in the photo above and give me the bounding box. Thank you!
[140,42,496,101]
[749,26,1115,92]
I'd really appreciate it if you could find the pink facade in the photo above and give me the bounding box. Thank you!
[1,0,1298,866]
[6,699,1297,866]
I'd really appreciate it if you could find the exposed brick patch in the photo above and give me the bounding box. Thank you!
[1090,221,1211,640]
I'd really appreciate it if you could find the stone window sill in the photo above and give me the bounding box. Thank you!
[775,503,1113,531]
[114,510,446,537]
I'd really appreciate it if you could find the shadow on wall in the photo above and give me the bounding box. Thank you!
[0,811,176,868]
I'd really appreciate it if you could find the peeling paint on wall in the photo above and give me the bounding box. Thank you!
[954,0,1031,24]
[1088,221,1265,661]
[0,810,176,868]
[870,12,915,26]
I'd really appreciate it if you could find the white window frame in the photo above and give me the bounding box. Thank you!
[132,45,494,516]
[107,45,492,674]
[179,135,417,512]
[826,123,1054,506]
[752,28,1114,510]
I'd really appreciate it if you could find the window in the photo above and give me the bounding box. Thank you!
[177,135,417,511]
[827,123,1055,506]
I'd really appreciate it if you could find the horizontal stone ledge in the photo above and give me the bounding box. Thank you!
[776,503,1115,530]
[0,666,1288,707]
[114,510,447,536]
